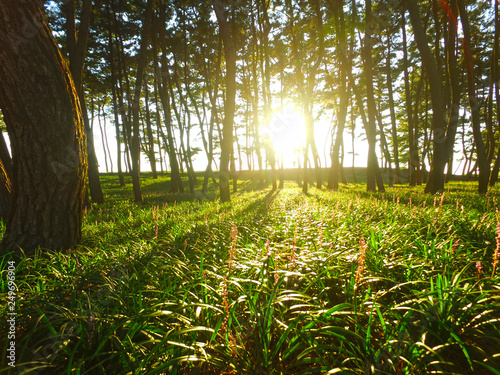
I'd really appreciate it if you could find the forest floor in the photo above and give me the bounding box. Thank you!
[1,174,500,374]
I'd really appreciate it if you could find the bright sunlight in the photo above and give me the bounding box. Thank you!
[262,105,305,169]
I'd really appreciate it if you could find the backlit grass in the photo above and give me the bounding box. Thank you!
[1,175,500,374]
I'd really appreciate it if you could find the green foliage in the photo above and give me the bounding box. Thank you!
[1,176,500,374]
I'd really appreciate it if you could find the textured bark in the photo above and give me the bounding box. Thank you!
[0,1,87,256]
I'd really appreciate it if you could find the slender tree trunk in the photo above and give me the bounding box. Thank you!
[444,0,461,183]
[129,0,154,203]
[101,105,113,172]
[406,0,448,194]
[144,80,158,179]
[489,0,500,186]
[457,0,490,194]
[402,12,417,186]
[63,0,104,204]
[386,40,401,184]
[250,13,264,184]
[0,0,87,256]
[213,0,237,202]
[107,3,125,186]
[363,0,384,192]
[157,2,184,193]
[96,104,109,173]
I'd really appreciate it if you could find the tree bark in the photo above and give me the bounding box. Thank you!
[0,0,87,256]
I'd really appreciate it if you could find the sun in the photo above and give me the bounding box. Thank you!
[260,106,305,169]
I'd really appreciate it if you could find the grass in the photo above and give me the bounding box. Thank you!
[1,174,500,374]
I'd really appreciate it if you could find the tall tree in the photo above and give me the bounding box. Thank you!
[406,0,450,194]
[157,0,184,193]
[489,0,500,186]
[213,0,237,202]
[0,0,87,256]
[326,0,351,191]
[129,0,155,203]
[363,0,385,192]
[457,0,490,194]
[63,0,104,204]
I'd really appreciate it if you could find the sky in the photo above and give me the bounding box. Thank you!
[90,105,373,175]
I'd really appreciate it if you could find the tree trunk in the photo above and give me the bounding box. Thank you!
[0,0,87,256]
[386,40,401,184]
[402,12,418,186]
[157,2,184,193]
[129,0,154,203]
[107,2,125,187]
[406,0,448,194]
[213,0,237,202]
[144,80,158,179]
[63,0,104,204]
[489,0,500,186]
[363,0,384,193]
[457,0,490,194]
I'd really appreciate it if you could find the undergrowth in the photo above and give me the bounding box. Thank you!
[1,174,500,374]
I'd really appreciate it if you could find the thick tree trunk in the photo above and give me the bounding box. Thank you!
[0,0,87,256]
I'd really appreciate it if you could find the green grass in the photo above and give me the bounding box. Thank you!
[1,174,500,374]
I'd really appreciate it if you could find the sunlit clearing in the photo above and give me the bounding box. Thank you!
[260,106,305,169]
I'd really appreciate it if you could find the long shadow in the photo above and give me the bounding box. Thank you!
[156,187,282,259]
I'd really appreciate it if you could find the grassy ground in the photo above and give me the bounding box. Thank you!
[1,174,500,374]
